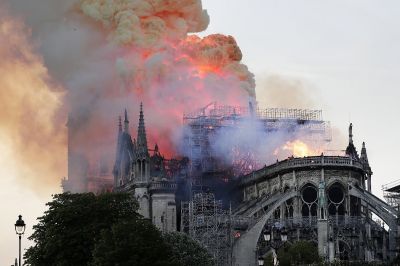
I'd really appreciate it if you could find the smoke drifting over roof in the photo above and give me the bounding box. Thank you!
[3,0,256,191]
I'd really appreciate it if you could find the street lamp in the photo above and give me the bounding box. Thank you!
[258,256,265,266]
[280,227,288,242]
[262,226,288,266]
[263,228,271,242]
[15,215,26,266]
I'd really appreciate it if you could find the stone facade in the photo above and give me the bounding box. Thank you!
[66,101,397,265]
[113,104,177,233]
[232,125,397,265]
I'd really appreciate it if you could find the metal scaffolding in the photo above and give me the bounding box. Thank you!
[183,102,332,177]
[383,179,400,211]
[181,192,232,266]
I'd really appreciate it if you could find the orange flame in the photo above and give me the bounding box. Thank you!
[282,140,322,158]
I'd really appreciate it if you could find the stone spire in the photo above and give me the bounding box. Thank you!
[360,142,369,163]
[361,141,372,192]
[113,114,127,186]
[118,116,122,133]
[345,122,359,159]
[154,143,159,153]
[124,109,129,132]
[137,103,149,157]
[116,115,122,150]
[349,123,353,144]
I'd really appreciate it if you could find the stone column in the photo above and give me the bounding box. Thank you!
[280,202,285,222]
[317,168,328,258]
[358,228,363,259]
[293,196,300,220]
[329,240,335,262]
[318,220,328,258]
[367,174,372,192]
[383,231,387,261]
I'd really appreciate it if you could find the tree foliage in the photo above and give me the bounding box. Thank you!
[163,232,215,266]
[264,240,321,266]
[24,192,215,266]
[90,219,177,266]
[24,192,140,266]
[281,240,321,265]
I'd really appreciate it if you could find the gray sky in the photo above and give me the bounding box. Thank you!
[1,0,400,264]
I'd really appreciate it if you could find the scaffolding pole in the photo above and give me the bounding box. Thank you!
[181,192,232,266]
[183,103,332,178]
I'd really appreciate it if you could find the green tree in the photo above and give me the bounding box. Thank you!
[24,192,140,266]
[264,240,321,266]
[163,232,214,266]
[283,240,320,265]
[25,192,215,266]
[90,219,177,266]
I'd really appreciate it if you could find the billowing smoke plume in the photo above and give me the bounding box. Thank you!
[80,0,210,46]
[0,7,66,195]
[4,0,331,192]
[65,0,256,179]
[4,0,257,191]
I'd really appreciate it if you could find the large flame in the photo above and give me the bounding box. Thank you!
[282,140,322,158]
[0,10,66,194]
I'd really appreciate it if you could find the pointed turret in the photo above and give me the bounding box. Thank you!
[154,143,159,154]
[124,109,129,132]
[360,141,372,192]
[137,103,149,157]
[133,138,137,150]
[113,110,135,189]
[153,143,162,157]
[116,116,123,152]
[360,142,369,163]
[113,115,123,187]
[345,123,359,159]
[114,116,123,168]
[349,123,353,144]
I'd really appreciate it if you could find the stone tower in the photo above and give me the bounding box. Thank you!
[112,104,177,232]
[133,103,151,218]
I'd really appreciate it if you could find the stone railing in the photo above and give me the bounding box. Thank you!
[263,217,318,229]
[256,215,385,231]
[329,215,386,231]
[149,181,177,192]
[240,156,365,186]
[232,215,258,231]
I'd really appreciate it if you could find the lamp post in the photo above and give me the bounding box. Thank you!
[258,256,265,266]
[262,226,288,266]
[15,215,26,266]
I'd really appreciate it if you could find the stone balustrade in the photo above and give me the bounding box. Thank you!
[240,156,365,186]
[149,181,177,192]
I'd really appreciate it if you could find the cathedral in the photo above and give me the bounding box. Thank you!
[64,102,399,265]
